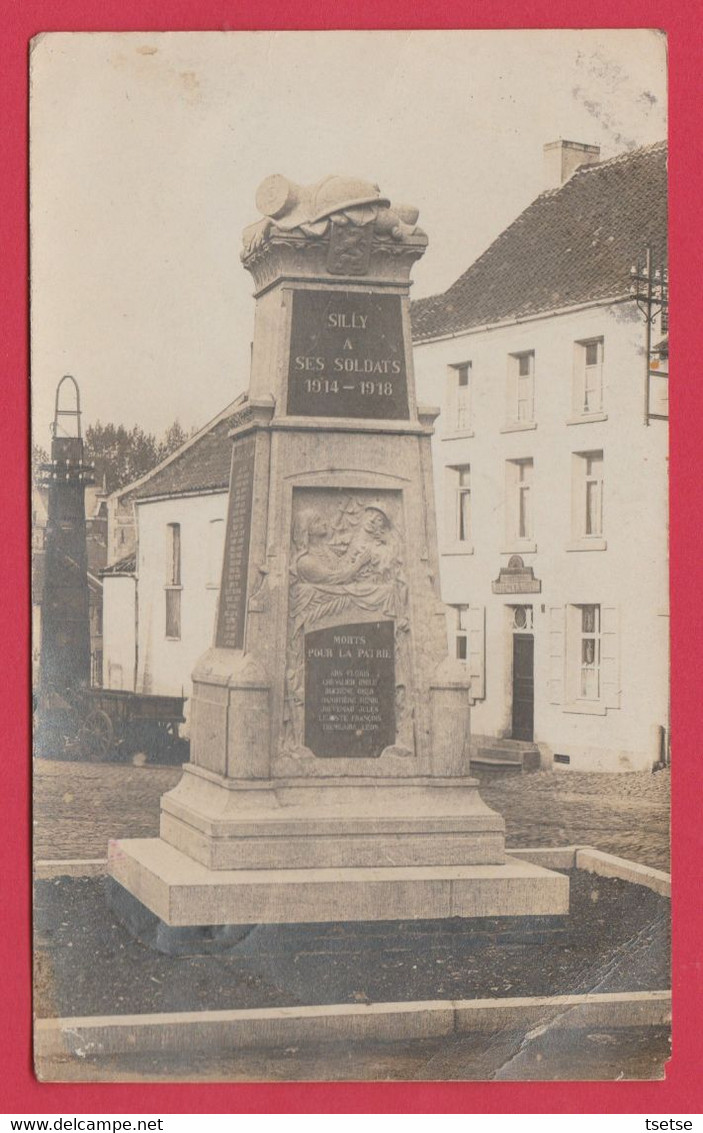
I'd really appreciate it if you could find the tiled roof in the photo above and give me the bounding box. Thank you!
[122,397,245,502]
[410,141,667,342]
[101,552,136,577]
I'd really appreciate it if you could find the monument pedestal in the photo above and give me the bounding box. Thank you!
[158,768,507,870]
[109,174,568,934]
[109,838,568,927]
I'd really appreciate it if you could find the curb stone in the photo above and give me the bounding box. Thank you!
[35,990,672,1059]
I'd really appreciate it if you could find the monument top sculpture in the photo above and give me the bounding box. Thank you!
[242,173,425,259]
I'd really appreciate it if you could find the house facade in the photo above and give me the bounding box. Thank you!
[101,400,242,721]
[411,140,669,772]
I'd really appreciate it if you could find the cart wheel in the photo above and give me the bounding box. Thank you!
[82,709,114,761]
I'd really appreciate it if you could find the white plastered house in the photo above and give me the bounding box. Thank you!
[410,140,669,772]
[101,398,245,728]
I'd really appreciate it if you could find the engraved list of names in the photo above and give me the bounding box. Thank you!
[216,434,256,650]
[304,620,396,758]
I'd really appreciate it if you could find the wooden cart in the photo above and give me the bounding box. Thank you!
[78,688,186,762]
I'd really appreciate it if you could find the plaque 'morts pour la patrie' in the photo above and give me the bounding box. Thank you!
[287,290,409,419]
[305,619,396,758]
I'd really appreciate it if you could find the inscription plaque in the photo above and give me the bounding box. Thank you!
[216,433,256,649]
[287,290,409,419]
[304,620,395,758]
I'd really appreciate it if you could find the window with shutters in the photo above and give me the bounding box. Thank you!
[577,604,601,699]
[558,603,620,714]
[452,605,469,662]
[448,604,485,700]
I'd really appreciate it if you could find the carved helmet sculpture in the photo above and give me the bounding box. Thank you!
[243,174,423,257]
[255,174,389,228]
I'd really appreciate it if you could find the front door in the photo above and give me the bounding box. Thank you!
[511,633,534,741]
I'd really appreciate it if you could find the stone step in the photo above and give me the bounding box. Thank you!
[473,736,539,752]
[471,745,541,772]
[108,837,570,930]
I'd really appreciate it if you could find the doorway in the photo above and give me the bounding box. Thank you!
[511,632,534,741]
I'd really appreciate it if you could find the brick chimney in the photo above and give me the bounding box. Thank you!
[543,140,600,189]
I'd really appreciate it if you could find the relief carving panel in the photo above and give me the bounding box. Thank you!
[283,488,414,760]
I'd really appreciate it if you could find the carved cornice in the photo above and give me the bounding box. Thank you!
[229,403,253,430]
[228,397,276,436]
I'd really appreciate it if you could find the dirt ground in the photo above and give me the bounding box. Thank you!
[33,760,671,869]
[33,869,669,1018]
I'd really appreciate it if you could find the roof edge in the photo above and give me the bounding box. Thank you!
[108,392,247,504]
[134,486,230,505]
[412,293,634,344]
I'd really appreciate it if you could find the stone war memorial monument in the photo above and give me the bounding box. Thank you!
[108,174,568,936]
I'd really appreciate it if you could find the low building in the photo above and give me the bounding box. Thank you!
[101,399,244,722]
[411,140,668,772]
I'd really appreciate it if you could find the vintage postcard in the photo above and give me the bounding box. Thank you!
[30,29,670,1083]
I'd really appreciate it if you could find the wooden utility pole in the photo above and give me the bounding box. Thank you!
[629,245,669,427]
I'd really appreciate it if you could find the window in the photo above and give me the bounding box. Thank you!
[584,454,603,535]
[577,604,601,700]
[570,451,604,545]
[453,605,469,661]
[207,518,225,588]
[511,605,534,632]
[444,465,472,550]
[168,523,181,586]
[505,458,534,546]
[517,461,532,539]
[574,338,604,415]
[508,351,535,424]
[165,590,181,639]
[456,466,471,542]
[550,604,619,712]
[649,344,669,419]
[447,362,472,432]
[165,523,182,639]
[447,605,486,698]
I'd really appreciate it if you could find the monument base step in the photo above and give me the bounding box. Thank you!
[157,766,508,870]
[108,837,569,929]
[471,743,542,772]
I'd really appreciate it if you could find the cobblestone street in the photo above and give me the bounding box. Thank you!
[33,760,670,870]
[478,767,670,870]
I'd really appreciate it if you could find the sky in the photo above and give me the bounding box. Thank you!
[30,29,667,443]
